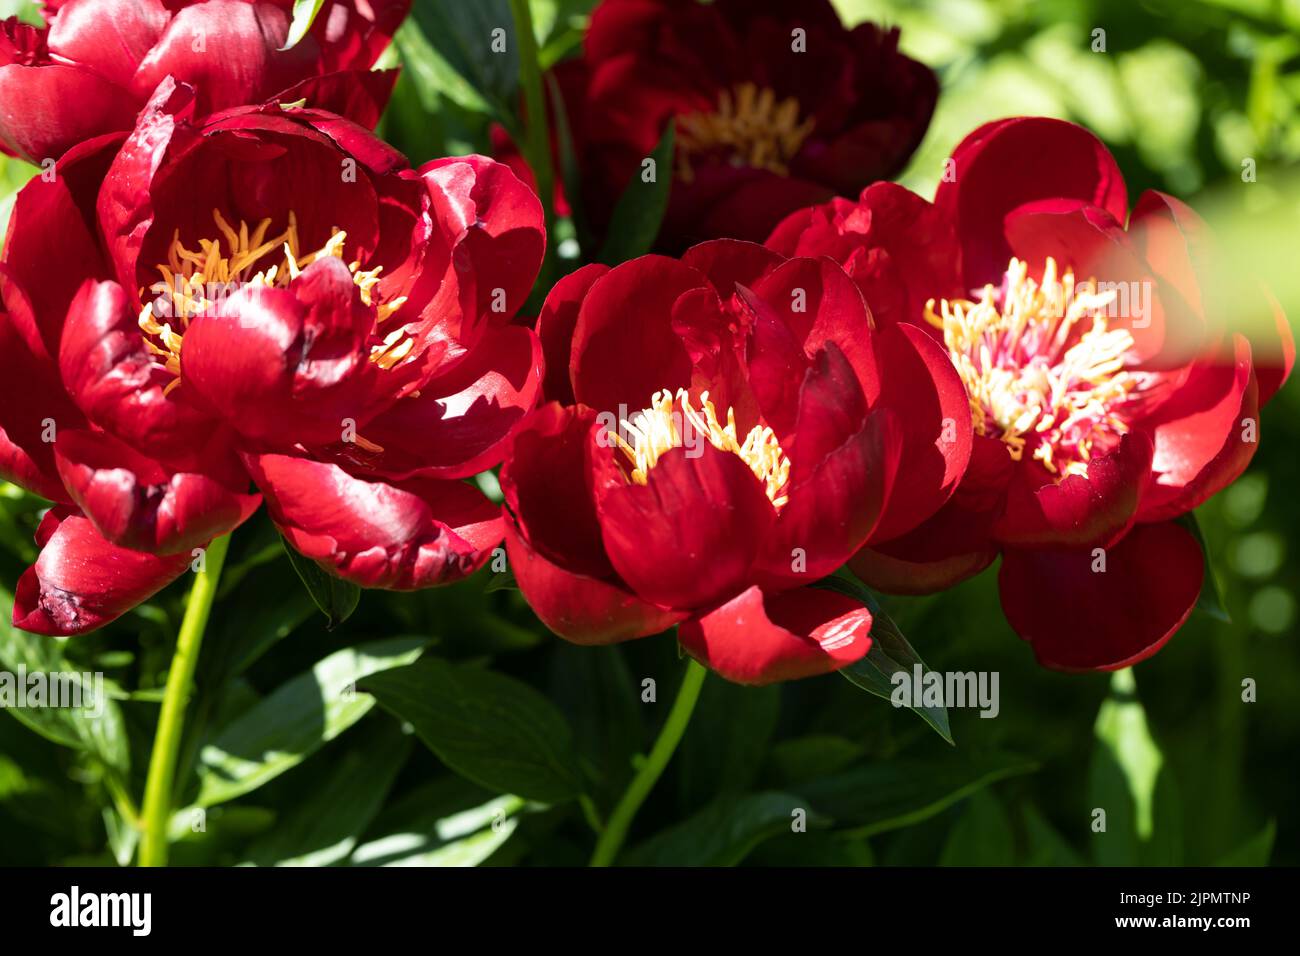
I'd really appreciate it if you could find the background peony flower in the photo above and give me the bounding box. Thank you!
[502,239,972,684]
[0,0,410,163]
[770,116,1295,671]
[0,80,545,634]
[501,0,936,251]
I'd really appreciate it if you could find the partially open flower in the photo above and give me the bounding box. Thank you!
[502,0,936,250]
[0,81,546,634]
[0,0,409,163]
[769,116,1295,670]
[502,240,971,684]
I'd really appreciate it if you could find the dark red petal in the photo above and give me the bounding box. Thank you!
[535,263,609,405]
[12,509,192,636]
[418,154,546,332]
[1137,334,1258,522]
[994,431,1154,550]
[129,0,314,112]
[756,344,900,588]
[500,402,613,579]
[0,62,138,163]
[271,68,400,130]
[54,428,259,555]
[999,520,1203,671]
[867,322,973,542]
[570,255,703,413]
[936,117,1128,288]
[180,258,384,447]
[0,310,81,500]
[1,134,116,359]
[593,441,774,611]
[680,239,784,298]
[59,279,213,461]
[349,323,544,480]
[245,453,503,590]
[678,584,872,685]
[504,519,684,646]
[48,0,168,86]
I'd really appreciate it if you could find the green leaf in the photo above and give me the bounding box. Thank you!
[1175,511,1231,622]
[1088,667,1181,865]
[1214,820,1275,866]
[795,751,1037,838]
[243,721,412,866]
[816,575,954,744]
[193,637,427,807]
[623,792,816,866]
[1021,804,1085,866]
[767,734,864,784]
[361,658,586,802]
[410,0,519,127]
[597,122,674,264]
[938,791,1014,866]
[281,536,361,629]
[394,17,492,117]
[548,642,643,804]
[0,592,130,778]
[349,792,526,866]
[677,679,779,809]
[280,0,326,51]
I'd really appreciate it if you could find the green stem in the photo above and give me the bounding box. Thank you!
[508,0,556,274]
[590,659,707,867]
[138,534,230,867]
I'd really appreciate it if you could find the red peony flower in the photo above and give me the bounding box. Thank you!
[501,239,971,684]
[506,0,935,250]
[0,0,410,163]
[769,116,1295,671]
[0,80,545,634]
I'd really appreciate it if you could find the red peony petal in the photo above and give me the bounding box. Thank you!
[998,520,1203,671]
[535,262,609,405]
[593,440,775,611]
[504,519,685,646]
[678,584,872,685]
[54,428,259,555]
[245,453,503,590]
[12,508,192,636]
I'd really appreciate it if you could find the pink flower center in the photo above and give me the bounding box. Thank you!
[925,257,1139,479]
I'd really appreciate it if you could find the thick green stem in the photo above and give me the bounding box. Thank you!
[138,534,230,867]
[590,659,708,867]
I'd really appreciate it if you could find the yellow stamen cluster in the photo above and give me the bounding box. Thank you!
[612,388,792,508]
[676,82,815,183]
[924,257,1137,479]
[138,209,410,393]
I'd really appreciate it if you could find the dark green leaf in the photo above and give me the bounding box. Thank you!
[361,658,586,802]
[795,751,1037,837]
[1214,820,1275,866]
[677,679,779,809]
[767,734,864,784]
[597,122,674,264]
[623,792,817,866]
[194,637,427,807]
[243,721,411,866]
[410,0,519,127]
[817,575,954,744]
[938,791,1014,866]
[281,536,361,629]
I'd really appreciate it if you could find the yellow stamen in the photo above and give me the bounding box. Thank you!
[138,209,412,388]
[612,388,792,509]
[675,82,815,183]
[924,257,1138,479]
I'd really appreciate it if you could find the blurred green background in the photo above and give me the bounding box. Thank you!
[0,0,1296,866]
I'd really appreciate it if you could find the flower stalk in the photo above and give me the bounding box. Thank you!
[138,533,231,867]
